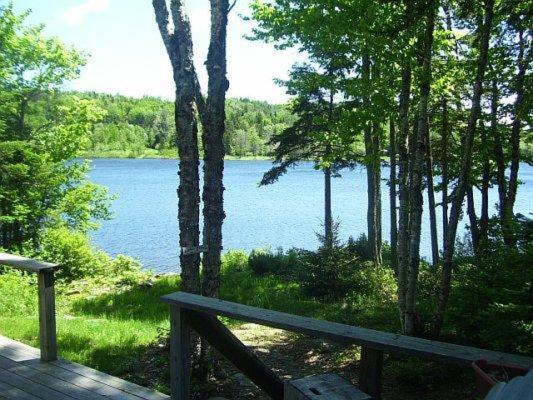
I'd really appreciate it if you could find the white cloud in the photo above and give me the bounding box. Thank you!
[59,0,109,26]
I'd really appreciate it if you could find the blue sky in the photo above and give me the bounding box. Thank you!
[8,0,302,103]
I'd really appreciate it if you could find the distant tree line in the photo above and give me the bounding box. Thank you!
[73,92,293,157]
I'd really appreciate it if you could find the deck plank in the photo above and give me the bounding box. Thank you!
[0,336,169,400]
[8,366,108,400]
[22,360,149,400]
[0,370,74,400]
[0,381,41,400]
[51,360,169,400]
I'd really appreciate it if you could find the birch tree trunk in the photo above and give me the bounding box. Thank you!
[404,0,436,335]
[389,117,398,274]
[467,186,480,251]
[441,98,449,242]
[396,62,412,332]
[434,0,494,336]
[362,54,382,266]
[424,116,439,267]
[153,0,201,294]
[479,122,490,244]
[501,28,528,246]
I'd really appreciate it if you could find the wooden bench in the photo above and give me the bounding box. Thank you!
[161,291,533,400]
[0,253,58,361]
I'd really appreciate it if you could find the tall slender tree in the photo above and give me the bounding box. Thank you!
[153,0,202,294]
[199,0,231,299]
[435,0,495,336]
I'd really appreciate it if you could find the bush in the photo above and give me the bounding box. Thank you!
[297,244,360,300]
[221,250,249,274]
[346,234,372,261]
[37,227,109,281]
[446,225,533,354]
[248,247,300,277]
[35,227,147,284]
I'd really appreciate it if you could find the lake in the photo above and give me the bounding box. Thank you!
[88,158,533,273]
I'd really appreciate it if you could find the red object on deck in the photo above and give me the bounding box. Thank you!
[471,360,529,397]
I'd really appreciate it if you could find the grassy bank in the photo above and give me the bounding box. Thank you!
[4,240,530,399]
[81,148,273,161]
[0,250,474,399]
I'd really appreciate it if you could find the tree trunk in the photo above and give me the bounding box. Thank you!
[492,78,506,223]
[362,53,382,266]
[389,117,398,274]
[153,0,201,294]
[404,0,435,335]
[424,116,439,267]
[324,89,334,247]
[434,0,494,336]
[479,122,490,244]
[440,98,450,245]
[201,0,230,299]
[501,28,527,246]
[397,62,412,332]
[324,166,333,246]
[466,185,480,251]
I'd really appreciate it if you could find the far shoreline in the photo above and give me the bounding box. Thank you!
[81,151,273,161]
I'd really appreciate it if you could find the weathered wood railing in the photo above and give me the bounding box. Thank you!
[161,291,533,400]
[0,252,58,361]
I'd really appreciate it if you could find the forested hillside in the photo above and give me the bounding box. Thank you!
[74,92,293,158]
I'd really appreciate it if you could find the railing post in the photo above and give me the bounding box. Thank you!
[169,306,191,400]
[359,346,383,399]
[37,270,57,361]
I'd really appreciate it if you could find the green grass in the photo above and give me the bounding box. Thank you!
[0,272,179,377]
[0,257,403,396]
[81,148,273,160]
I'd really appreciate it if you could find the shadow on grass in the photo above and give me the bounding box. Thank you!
[70,276,180,322]
[57,330,171,393]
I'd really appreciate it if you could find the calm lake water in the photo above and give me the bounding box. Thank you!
[89,159,533,273]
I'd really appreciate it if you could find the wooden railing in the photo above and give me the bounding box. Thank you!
[161,291,533,400]
[0,252,58,361]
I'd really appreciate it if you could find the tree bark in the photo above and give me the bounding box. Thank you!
[404,0,435,335]
[434,0,494,336]
[424,116,439,267]
[492,78,506,223]
[396,62,412,332]
[201,0,230,299]
[324,89,335,247]
[466,185,480,250]
[389,117,398,274]
[479,122,490,244]
[362,53,382,266]
[440,98,450,245]
[501,28,528,245]
[153,0,201,294]
[324,166,333,246]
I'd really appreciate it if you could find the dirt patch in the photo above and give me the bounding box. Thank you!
[130,323,475,399]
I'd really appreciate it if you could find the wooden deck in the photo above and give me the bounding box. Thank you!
[0,335,169,400]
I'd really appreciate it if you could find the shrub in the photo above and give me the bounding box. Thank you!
[37,226,109,281]
[221,250,249,274]
[36,227,148,285]
[297,244,360,300]
[248,247,300,277]
[446,227,533,354]
[346,234,372,261]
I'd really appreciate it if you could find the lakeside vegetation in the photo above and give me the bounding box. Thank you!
[2,228,530,398]
[1,1,532,399]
